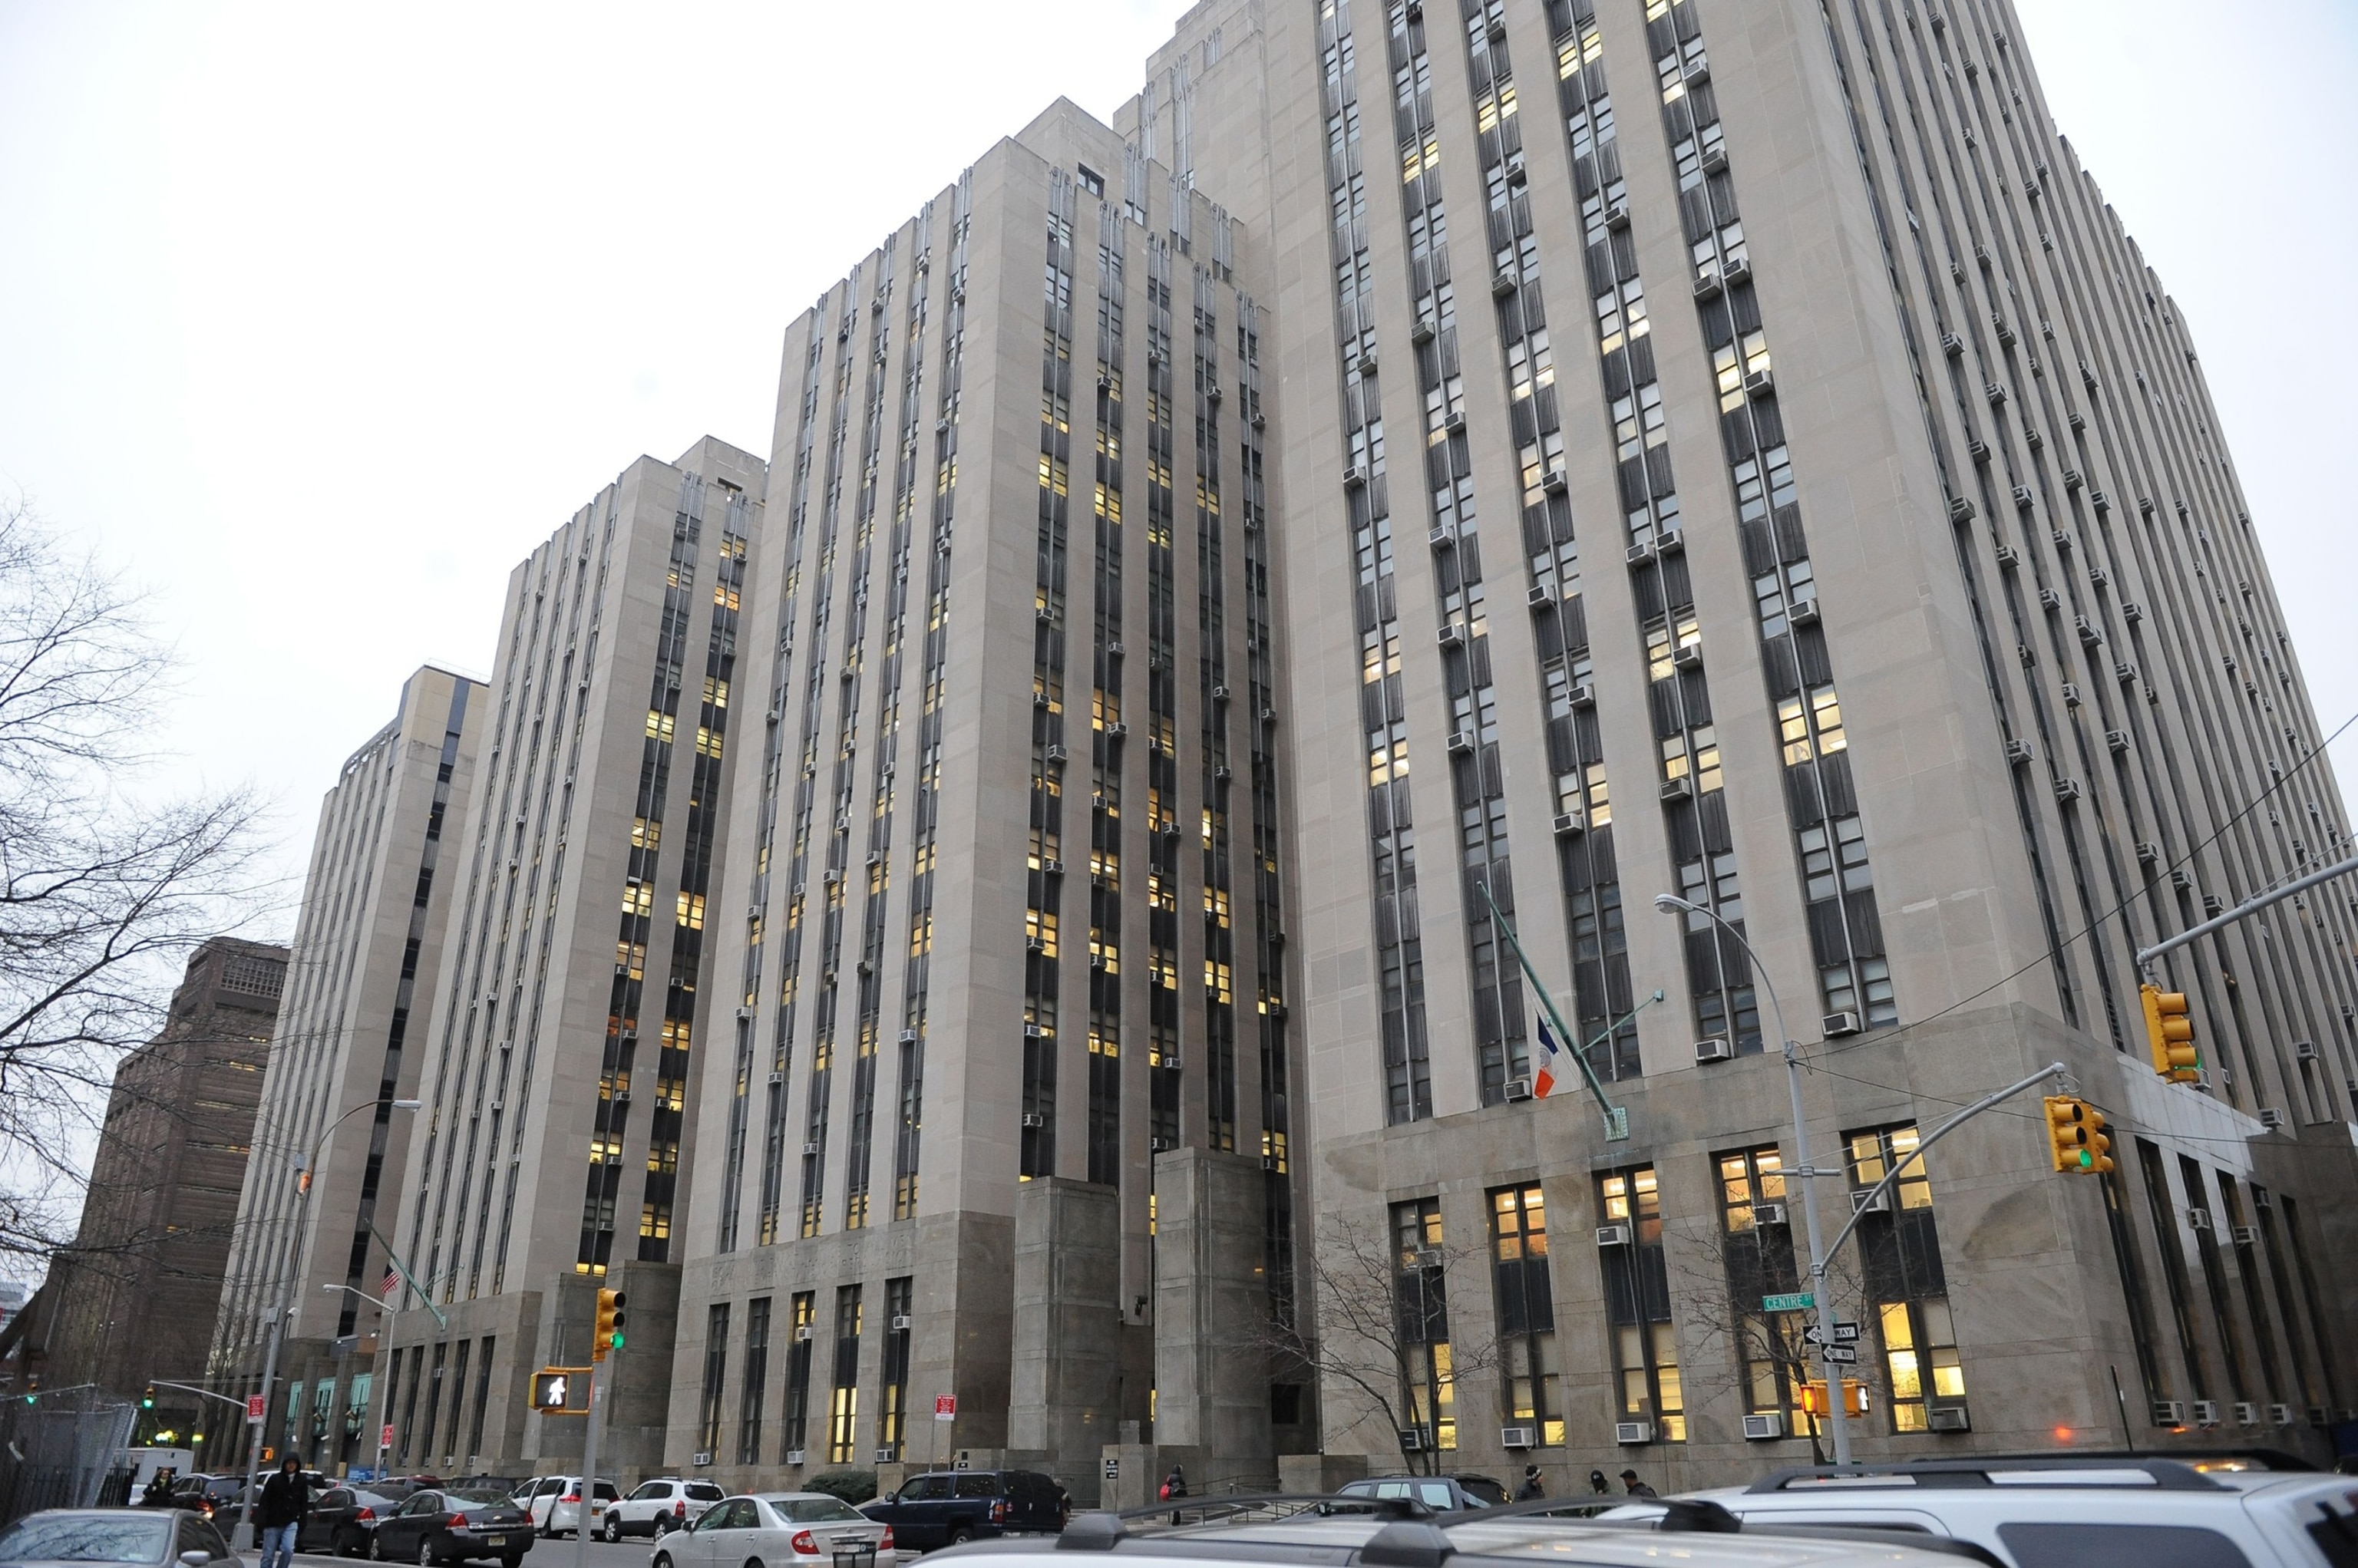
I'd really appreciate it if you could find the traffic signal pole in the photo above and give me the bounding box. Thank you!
[573,1358,604,1568]
[2133,850,2358,969]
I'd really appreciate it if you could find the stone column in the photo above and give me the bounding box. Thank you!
[1151,1148,1276,1488]
[1008,1177,1123,1489]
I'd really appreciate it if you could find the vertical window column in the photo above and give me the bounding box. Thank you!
[1597,1166,1683,1441]
[1489,1185,1561,1445]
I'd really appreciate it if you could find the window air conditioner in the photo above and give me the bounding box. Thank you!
[693,1451,713,1467]
[2188,1401,2219,1426]
[2310,1405,2332,1428]
[786,1449,807,1466]
[2268,1403,2294,1427]
[1851,1187,1891,1214]
[1150,1136,1173,1153]
[1660,775,1694,802]
[802,1141,821,1156]
[1615,1421,1654,1444]
[1503,1076,1533,1101]
[1398,1428,1427,1451]
[1499,1425,1537,1449]
[794,1327,814,1343]
[2229,1225,2261,1245]
[1438,623,1466,649]
[1429,526,1458,551]
[2185,1207,2211,1230]
[1448,731,1476,755]
[1553,812,1584,837]
[2296,1041,2318,1061]
[2234,1401,2260,1427]
[1694,1038,1733,1064]
[1673,642,1703,668]
[2152,1401,2185,1424]
[900,1028,920,1045]
[1595,1223,1633,1248]
[2258,1108,2285,1130]
[874,1448,899,1464]
[2105,730,2130,753]
[1789,599,1821,626]
[1693,267,1725,301]
[1022,1112,1045,1129]
[1625,540,1656,566]
[891,1315,913,1332]
[767,1071,784,1086]
[1754,1203,1788,1227]
[1567,684,1596,708]
[1927,1406,1971,1433]
[1822,1011,1863,1038]
[1741,1412,1785,1441]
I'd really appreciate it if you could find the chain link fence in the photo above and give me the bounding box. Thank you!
[0,1389,139,1524]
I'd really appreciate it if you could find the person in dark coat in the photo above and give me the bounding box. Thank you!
[256,1456,312,1568]
[1619,1468,1657,1497]
[1161,1464,1187,1525]
[1587,1470,1611,1497]
[1514,1466,1544,1501]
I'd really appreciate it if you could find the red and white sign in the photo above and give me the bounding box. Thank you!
[245,1395,266,1422]
[933,1395,956,1422]
[380,1424,395,1451]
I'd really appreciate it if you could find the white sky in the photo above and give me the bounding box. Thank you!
[2,0,2354,921]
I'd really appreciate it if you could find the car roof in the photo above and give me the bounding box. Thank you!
[935,1507,1988,1568]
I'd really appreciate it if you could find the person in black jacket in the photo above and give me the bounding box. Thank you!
[1514,1466,1544,1501]
[256,1457,312,1568]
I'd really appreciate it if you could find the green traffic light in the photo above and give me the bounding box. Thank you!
[610,1332,624,1350]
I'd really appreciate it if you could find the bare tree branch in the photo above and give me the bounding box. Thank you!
[0,497,276,1267]
[1251,1213,1499,1478]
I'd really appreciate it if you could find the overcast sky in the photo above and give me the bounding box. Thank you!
[2,0,2354,926]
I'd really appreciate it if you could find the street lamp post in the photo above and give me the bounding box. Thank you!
[1652,894,1853,1464]
[233,1097,419,1550]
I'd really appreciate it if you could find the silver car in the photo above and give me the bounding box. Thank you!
[652,1494,893,1568]
[0,1509,238,1568]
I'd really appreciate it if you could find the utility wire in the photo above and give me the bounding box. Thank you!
[1802,704,2358,1069]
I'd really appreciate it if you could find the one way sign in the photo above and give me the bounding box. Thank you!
[1802,1322,1861,1345]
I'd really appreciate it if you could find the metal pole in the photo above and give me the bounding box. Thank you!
[1476,879,1631,1137]
[573,1359,604,1568]
[1815,1062,2065,1265]
[237,1098,418,1547]
[1650,893,1851,1464]
[2135,851,2358,969]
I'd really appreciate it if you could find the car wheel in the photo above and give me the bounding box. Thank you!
[652,1517,671,1538]
[417,1533,439,1566]
[338,1530,362,1559]
[948,1529,973,1546]
[370,1534,390,1563]
[603,1517,621,1544]
[652,1556,673,1568]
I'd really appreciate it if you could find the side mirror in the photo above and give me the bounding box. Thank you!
[882,1494,898,1505]
[180,1552,213,1566]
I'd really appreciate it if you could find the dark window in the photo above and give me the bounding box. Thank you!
[1996,1524,2251,1568]
[698,1302,730,1454]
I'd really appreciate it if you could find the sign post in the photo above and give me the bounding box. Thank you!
[245,1396,266,1424]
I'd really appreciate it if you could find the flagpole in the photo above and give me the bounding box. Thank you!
[1477,876,1649,1141]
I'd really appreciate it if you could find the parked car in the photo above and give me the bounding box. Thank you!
[367,1485,533,1567]
[1670,1456,2358,1568]
[653,1494,893,1568]
[0,1509,236,1568]
[603,1480,725,1541]
[519,1476,618,1539]
[164,1478,244,1522]
[298,1486,405,1558]
[861,1471,1065,1550]
[1330,1475,1512,1512]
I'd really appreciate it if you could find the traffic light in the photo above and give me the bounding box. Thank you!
[2044,1096,2114,1174]
[531,1371,576,1411]
[2141,983,2199,1081]
[141,1385,156,1410]
[1799,1380,1871,1417]
[593,1289,627,1362]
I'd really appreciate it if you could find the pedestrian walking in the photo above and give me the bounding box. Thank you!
[256,1456,312,1568]
[1161,1464,1188,1527]
[1619,1468,1656,1497]
[1587,1470,1610,1497]
[1514,1466,1544,1501]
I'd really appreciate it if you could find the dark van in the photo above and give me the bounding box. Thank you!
[860,1470,1067,1549]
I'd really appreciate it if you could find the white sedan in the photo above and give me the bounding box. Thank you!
[652,1494,894,1568]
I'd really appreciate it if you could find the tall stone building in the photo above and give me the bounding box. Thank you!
[203,665,482,1476]
[663,105,1307,1497]
[1140,0,2358,1485]
[372,438,765,1478]
[41,939,289,1444]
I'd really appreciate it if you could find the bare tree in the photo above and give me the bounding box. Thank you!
[0,497,272,1264]
[1666,1215,1874,1464]
[1258,1211,1500,1477]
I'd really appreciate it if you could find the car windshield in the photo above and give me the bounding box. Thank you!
[765,1500,864,1524]
[683,1486,724,1502]
[0,1516,171,1563]
[444,1490,513,1507]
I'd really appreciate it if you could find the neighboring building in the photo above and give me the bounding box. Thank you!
[374,438,765,1478]
[662,104,1309,1497]
[201,665,484,1477]
[1140,0,2358,1484]
[40,939,289,1444]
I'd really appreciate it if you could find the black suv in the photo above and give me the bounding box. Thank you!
[861,1470,1068,1548]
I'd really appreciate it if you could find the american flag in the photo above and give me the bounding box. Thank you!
[381,1268,401,1303]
